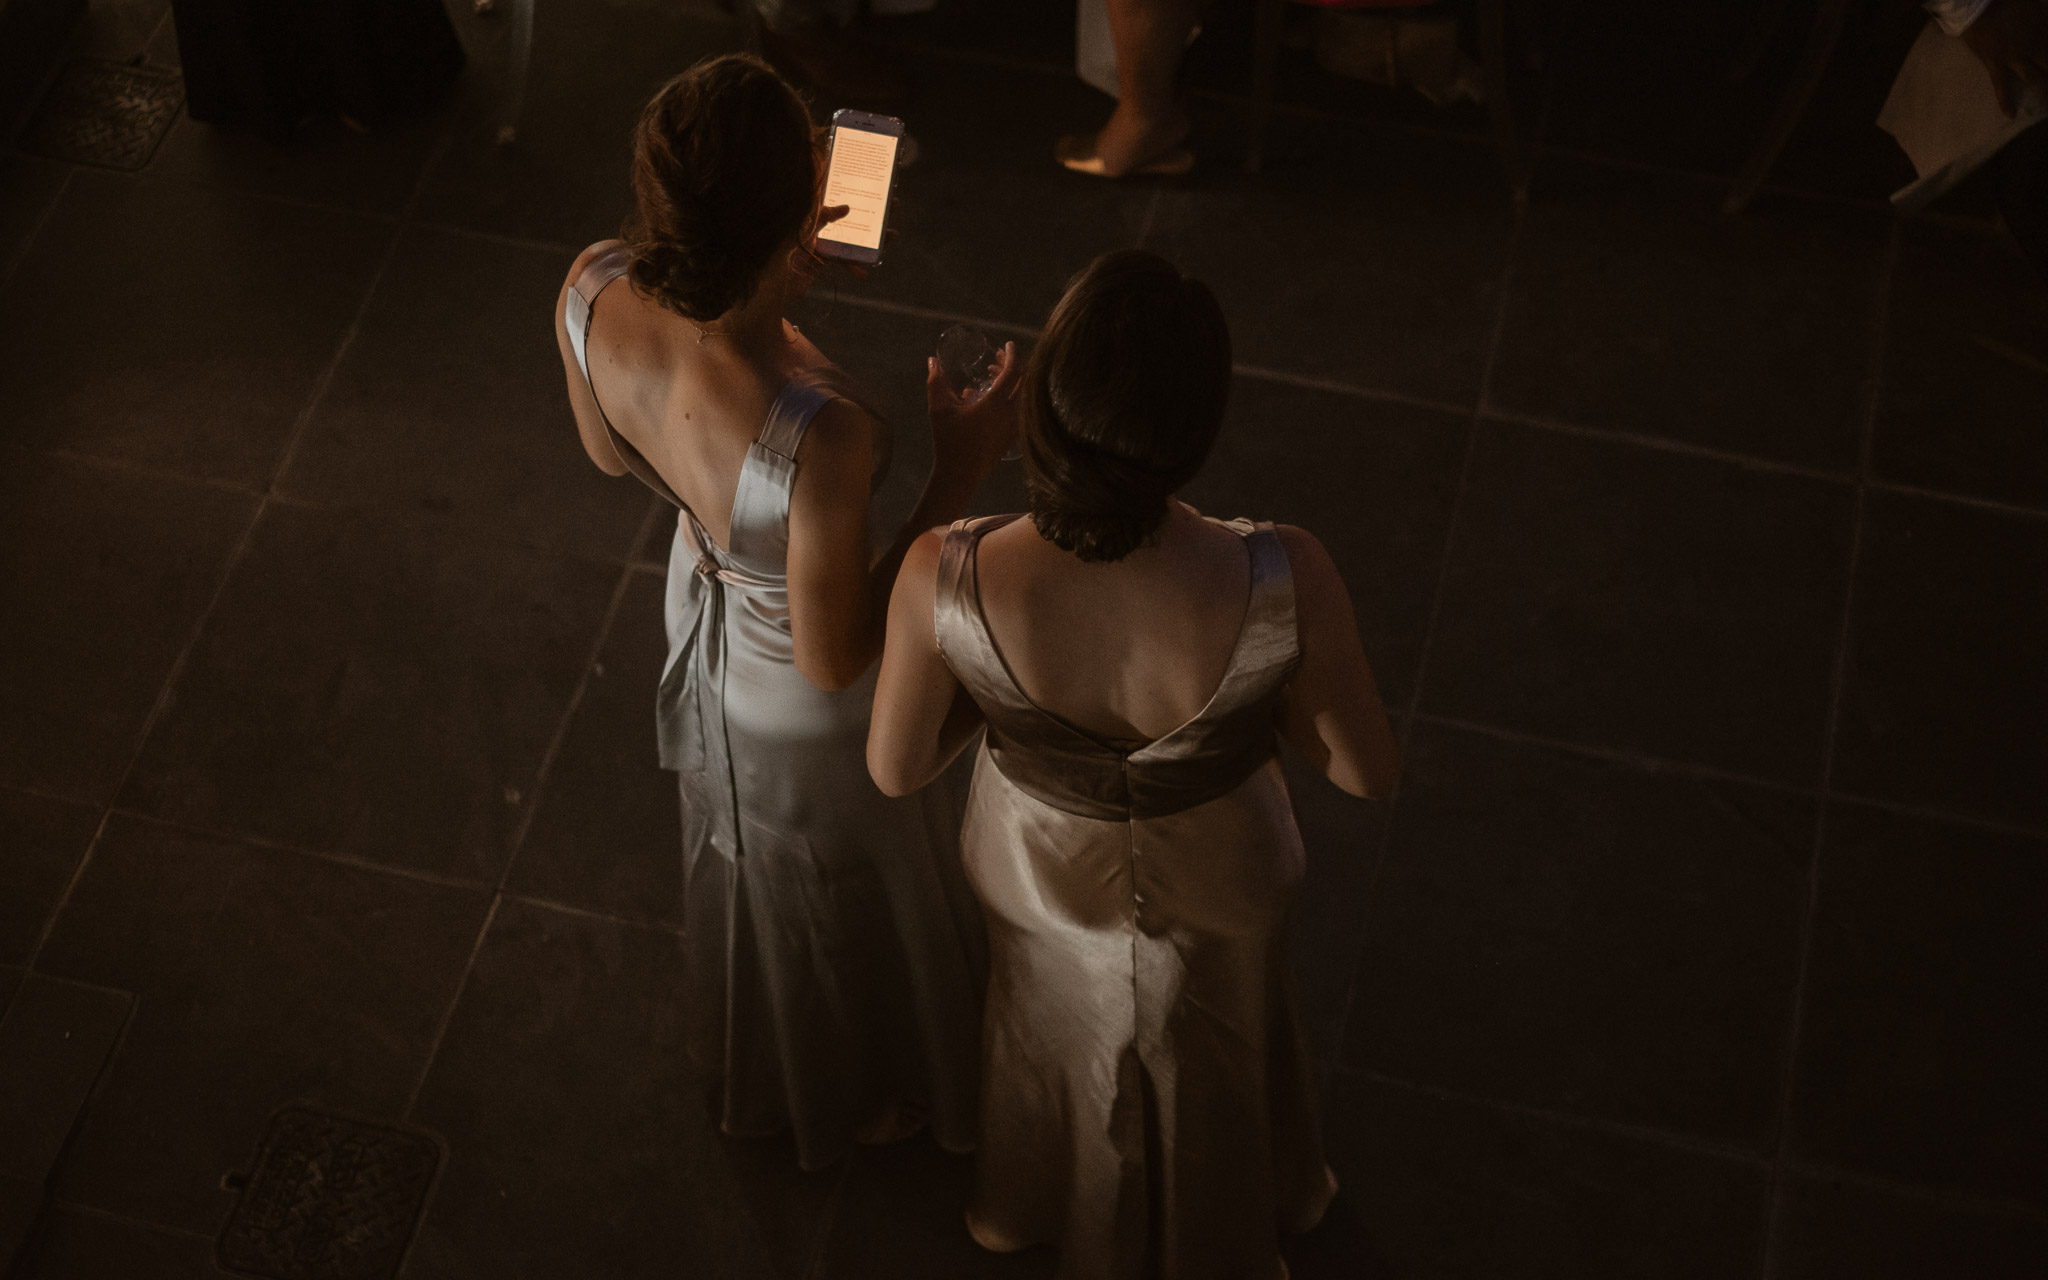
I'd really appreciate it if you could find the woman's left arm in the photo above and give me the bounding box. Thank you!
[868,529,986,796]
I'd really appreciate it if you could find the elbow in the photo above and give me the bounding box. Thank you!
[865,741,918,798]
[796,652,868,693]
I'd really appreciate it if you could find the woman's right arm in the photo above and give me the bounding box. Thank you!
[868,529,987,796]
[1275,525,1401,800]
[554,244,629,477]
[785,347,1022,692]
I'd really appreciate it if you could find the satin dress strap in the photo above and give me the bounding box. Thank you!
[656,372,844,860]
[935,514,1301,821]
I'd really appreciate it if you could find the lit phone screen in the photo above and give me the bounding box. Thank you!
[819,127,900,251]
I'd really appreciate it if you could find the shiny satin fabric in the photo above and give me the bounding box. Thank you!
[936,514,1336,1280]
[567,249,984,1172]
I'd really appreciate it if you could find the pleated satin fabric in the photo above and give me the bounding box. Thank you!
[567,248,985,1172]
[936,514,1337,1280]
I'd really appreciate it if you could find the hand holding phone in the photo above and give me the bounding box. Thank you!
[816,109,904,267]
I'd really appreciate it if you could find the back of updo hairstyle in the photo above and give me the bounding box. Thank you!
[1021,250,1232,563]
[623,54,817,324]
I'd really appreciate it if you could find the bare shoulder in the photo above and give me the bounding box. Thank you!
[1273,523,1341,584]
[564,238,627,288]
[795,394,881,473]
[555,239,627,336]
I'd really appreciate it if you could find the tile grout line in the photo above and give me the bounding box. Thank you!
[0,164,74,294]
[1410,713,1822,798]
[1480,408,1851,485]
[41,1197,216,1244]
[1756,218,1899,1280]
[1134,187,1165,249]
[1343,1063,1767,1167]
[1323,194,1531,1069]
[1343,1062,2048,1227]
[399,496,664,1121]
[799,1149,858,1280]
[20,110,456,978]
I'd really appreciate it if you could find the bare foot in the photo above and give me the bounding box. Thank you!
[1064,101,1192,177]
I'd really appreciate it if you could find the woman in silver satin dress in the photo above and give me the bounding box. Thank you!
[551,55,1020,1171]
[869,250,1402,1279]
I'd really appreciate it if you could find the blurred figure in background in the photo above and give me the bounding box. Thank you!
[169,0,464,141]
[1881,0,2048,277]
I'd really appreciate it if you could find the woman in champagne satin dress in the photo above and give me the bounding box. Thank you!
[869,250,1402,1279]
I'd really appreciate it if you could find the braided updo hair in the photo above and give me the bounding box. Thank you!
[623,55,818,324]
[1021,250,1232,563]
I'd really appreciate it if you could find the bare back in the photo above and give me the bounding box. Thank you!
[972,503,1253,745]
[566,246,834,551]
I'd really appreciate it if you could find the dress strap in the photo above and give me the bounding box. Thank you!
[565,243,632,383]
[1232,520,1301,681]
[565,244,688,510]
[755,369,842,460]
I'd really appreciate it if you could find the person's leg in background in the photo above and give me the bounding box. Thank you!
[1060,0,1199,176]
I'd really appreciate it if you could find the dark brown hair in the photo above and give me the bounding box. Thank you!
[1021,250,1233,563]
[623,54,817,323]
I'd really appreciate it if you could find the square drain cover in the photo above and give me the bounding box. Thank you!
[218,1107,441,1280]
[21,58,183,170]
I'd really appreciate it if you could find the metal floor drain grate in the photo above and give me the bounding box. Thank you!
[218,1107,441,1280]
[21,58,183,170]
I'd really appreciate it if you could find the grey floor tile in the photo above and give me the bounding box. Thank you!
[9,1204,226,1280]
[820,55,1156,333]
[816,1138,1056,1280]
[0,453,257,807]
[1832,490,2048,831]
[0,787,100,965]
[121,503,618,884]
[413,2,739,249]
[0,1173,38,1275]
[0,170,393,487]
[0,155,67,275]
[1179,377,1469,708]
[1307,1071,1770,1280]
[0,974,132,1182]
[1488,160,1889,471]
[407,897,828,1280]
[1874,221,2048,511]
[1770,1173,2048,1279]
[1344,723,1811,1148]
[507,572,680,925]
[148,107,446,219]
[1146,112,1516,407]
[1536,0,1915,198]
[35,815,490,1234]
[279,224,650,562]
[1789,803,2048,1206]
[1422,419,1854,784]
[0,967,21,1014]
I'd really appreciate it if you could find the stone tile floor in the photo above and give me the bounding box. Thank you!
[1,0,2044,1276]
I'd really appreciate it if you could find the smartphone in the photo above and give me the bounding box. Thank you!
[816,109,905,266]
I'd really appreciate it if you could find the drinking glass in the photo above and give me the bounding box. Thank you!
[936,323,1019,461]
